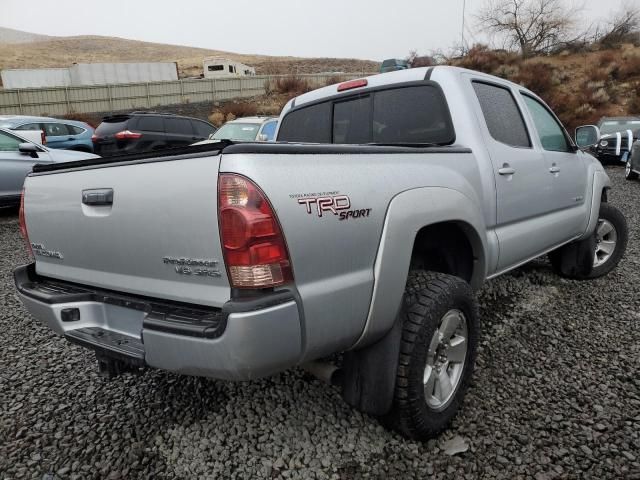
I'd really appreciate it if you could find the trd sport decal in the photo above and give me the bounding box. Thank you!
[294,194,372,221]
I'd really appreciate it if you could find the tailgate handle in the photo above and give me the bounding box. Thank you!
[82,189,113,206]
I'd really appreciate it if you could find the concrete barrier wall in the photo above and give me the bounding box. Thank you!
[0,74,367,116]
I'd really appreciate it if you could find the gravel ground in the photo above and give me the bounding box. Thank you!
[1,167,638,480]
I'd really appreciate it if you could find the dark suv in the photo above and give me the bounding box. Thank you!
[92,112,217,156]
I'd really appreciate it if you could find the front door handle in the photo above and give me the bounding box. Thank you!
[498,165,516,175]
[549,165,561,173]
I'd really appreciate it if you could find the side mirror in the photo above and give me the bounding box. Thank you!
[19,143,40,158]
[257,134,269,142]
[575,125,600,148]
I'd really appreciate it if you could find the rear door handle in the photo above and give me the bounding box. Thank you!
[498,166,516,175]
[549,166,561,173]
[82,188,113,206]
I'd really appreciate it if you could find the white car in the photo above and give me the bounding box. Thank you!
[0,128,99,207]
[194,116,278,144]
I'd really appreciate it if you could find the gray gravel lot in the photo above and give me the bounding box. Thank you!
[1,167,639,479]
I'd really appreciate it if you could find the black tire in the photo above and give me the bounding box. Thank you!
[588,203,627,278]
[384,271,478,440]
[625,159,638,181]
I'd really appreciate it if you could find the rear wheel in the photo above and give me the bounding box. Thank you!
[625,159,638,180]
[384,271,478,440]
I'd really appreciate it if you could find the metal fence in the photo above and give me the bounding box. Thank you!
[0,74,366,116]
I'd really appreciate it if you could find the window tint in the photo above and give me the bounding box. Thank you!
[136,116,164,132]
[192,120,215,138]
[473,82,531,148]
[0,131,22,151]
[277,102,331,143]
[373,86,454,144]
[15,123,42,131]
[333,96,371,143]
[67,125,85,135]
[522,95,570,152]
[164,117,193,135]
[260,121,277,141]
[95,119,129,136]
[44,123,70,136]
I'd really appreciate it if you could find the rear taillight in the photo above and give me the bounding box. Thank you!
[40,130,47,145]
[19,189,32,257]
[91,134,99,143]
[114,130,142,140]
[218,174,293,288]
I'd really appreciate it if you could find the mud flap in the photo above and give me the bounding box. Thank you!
[550,234,596,277]
[340,316,402,416]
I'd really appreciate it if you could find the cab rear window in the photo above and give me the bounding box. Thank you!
[277,84,455,145]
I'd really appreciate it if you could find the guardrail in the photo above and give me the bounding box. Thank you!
[0,74,369,116]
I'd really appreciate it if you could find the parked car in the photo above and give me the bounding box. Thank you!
[15,66,627,441]
[0,128,98,208]
[0,115,94,152]
[197,116,278,143]
[625,139,640,180]
[92,112,216,156]
[380,58,410,73]
[588,116,640,164]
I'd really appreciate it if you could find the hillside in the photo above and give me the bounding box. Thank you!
[452,44,640,132]
[0,26,51,44]
[0,30,379,77]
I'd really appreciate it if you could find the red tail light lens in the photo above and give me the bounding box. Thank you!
[91,134,99,143]
[40,130,47,145]
[114,130,142,140]
[218,174,293,288]
[19,189,33,257]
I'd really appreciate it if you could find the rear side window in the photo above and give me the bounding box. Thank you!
[333,96,371,143]
[192,120,215,137]
[472,81,531,148]
[135,116,164,132]
[67,125,85,135]
[277,102,331,143]
[373,86,453,144]
[15,123,42,131]
[43,123,70,136]
[165,117,193,135]
[278,84,454,145]
[96,118,130,136]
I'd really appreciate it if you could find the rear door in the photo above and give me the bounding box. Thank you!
[468,78,557,270]
[132,115,166,151]
[0,130,51,199]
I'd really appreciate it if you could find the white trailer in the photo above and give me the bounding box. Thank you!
[1,62,179,89]
[203,58,256,78]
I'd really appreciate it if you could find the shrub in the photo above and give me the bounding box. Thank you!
[619,50,640,80]
[219,101,258,118]
[323,75,347,86]
[455,44,517,75]
[208,111,225,127]
[628,83,640,113]
[512,61,555,97]
[273,75,312,95]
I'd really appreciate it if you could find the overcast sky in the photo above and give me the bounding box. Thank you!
[1,0,629,60]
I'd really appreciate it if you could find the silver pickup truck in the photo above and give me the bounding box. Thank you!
[14,66,627,440]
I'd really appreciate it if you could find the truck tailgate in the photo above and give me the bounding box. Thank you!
[23,154,230,307]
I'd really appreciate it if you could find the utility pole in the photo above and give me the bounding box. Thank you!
[461,0,467,55]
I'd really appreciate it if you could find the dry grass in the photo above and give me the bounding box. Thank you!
[0,35,379,79]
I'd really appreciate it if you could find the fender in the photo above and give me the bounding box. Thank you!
[578,169,610,240]
[352,186,488,350]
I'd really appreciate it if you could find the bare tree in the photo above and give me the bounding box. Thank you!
[476,0,582,57]
[596,4,640,47]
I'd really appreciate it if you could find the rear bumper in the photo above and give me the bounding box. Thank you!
[14,264,302,381]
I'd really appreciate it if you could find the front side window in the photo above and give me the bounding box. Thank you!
[14,123,42,131]
[260,121,278,141]
[522,94,570,152]
[0,131,23,151]
[193,120,215,137]
[43,123,70,136]
[473,81,531,148]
